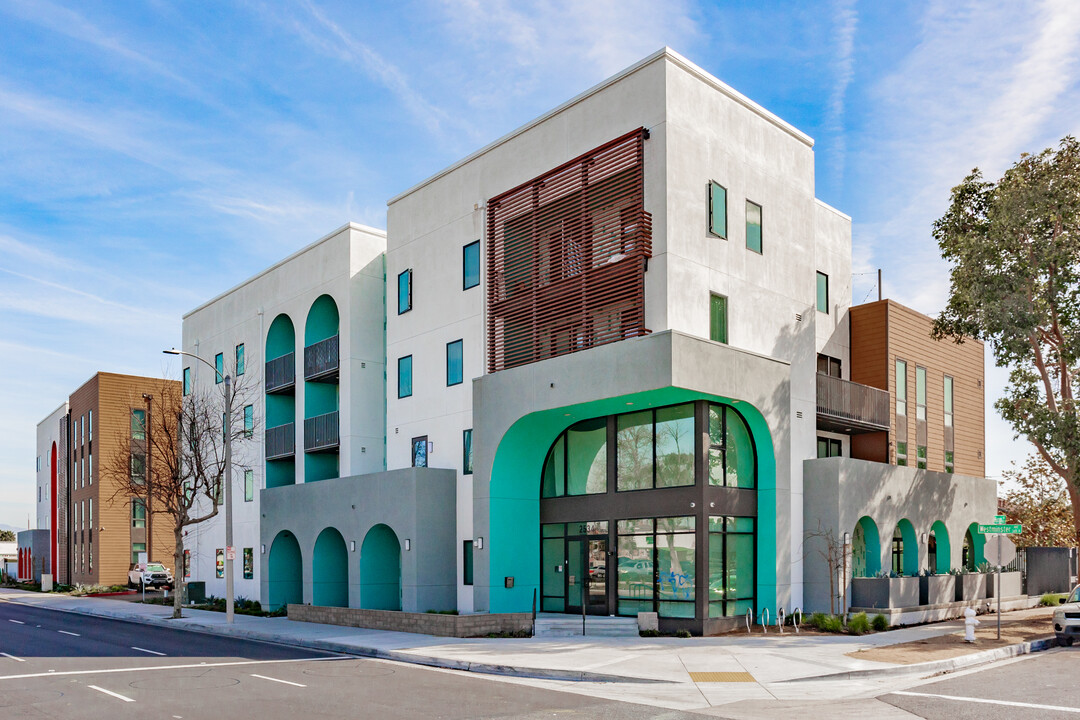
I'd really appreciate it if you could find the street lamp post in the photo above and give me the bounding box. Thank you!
[164,348,235,624]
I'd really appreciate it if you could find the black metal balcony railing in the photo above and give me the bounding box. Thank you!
[304,335,339,383]
[265,353,295,393]
[816,374,891,434]
[265,423,295,460]
[304,411,339,453]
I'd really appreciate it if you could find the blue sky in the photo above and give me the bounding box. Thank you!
[1,0,1079,529]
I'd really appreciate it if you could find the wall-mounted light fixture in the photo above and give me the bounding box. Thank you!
[843,532,851,547]
[350,541,356,552]
[476,537,484,550]
[404,539,411,551]
[260,544,266,554]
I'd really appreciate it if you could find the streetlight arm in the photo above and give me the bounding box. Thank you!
[163,348,226,383]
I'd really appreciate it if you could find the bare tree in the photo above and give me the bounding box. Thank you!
[806,523,847,616]
[103,374,257,618]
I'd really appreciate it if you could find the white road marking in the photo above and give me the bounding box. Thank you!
[88,685,135,703]
[250,673,307,687]
[8,620,24,625]
[891,690,1080,714]
[58,630,80,637]
[0,653,25,662]
[0,655,347,682]
[131,646,166,656]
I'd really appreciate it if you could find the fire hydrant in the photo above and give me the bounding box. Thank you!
[963,607,980,643]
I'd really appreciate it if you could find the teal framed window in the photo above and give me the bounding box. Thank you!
[916,366,927,421]
[235,343,245,376]
[131,409,146,440]
[183,367,191,396]
[710,294,728,344]
[463,240,480,290]
[463,429,473,475]
[215,352,224,384]
[708,404,756,488]
[398,355,413,398]
[541,418,607,497]
[131,497,146,528]
[708,181,727,238]
[896,360,908,417]
[244,469,254,501]
[243,405,253,438]
[398,269,412,314]
[816,272,829,313]
[243,548,254,579]
[709,516,755,617]
[446,339,463,386]
[616,404,695,491]
[463,540,474,585]
[745,200,762,253]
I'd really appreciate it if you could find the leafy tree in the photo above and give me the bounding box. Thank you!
[103,374,255,618]
[0,529,15,542]
[1000,454,1074,548]
[933,136,1080,544]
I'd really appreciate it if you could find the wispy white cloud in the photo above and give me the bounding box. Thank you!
[825,0,858,188]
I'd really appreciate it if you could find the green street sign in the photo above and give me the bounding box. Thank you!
[978,523,1022,535]
[994,515,1007,524]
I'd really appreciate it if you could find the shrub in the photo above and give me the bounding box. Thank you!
[675,629,692,638]
[639,629,660,637]
[1040,593,1067,606]
[822,615,844,633]
[847,612,870,635]
[871,614,889,631]
[809,612,827,630]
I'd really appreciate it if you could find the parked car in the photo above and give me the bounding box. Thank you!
[128,562,174,589]
[1053,585,1080,646]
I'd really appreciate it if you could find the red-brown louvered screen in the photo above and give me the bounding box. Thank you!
[486,128,652,373]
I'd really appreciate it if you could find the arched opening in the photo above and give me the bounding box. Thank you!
[265,314,296,489]
[50,441,57,576]
[304,295,340,483]
[852,516,881,577]
[892,519,918,576]
[312,527,349,607]
[963,523,985,570]
[267,530,303,611]
[360,524,400,610]
[929,521,951,574]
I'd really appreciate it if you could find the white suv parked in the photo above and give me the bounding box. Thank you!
[1053,585,1080,646]
[128,562,174,589]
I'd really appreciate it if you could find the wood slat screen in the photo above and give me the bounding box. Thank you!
[486,128,652,373]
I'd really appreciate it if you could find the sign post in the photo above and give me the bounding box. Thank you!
[982,522,1020,640]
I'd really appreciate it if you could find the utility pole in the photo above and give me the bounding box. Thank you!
[224,374,234,624]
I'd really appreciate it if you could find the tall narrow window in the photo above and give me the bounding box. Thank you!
[131,409,146,440]
[446,340,463,386]
[708,181,727,238]
[397,269,412,314]
[184,550,191,578]
[243,548,253,579]
[463,540,474,586]
[88,409,93,442]
[745,200,762,253]
[463,429,473,475]
[411,436,428,468]
[132,497,147,528]
[235,343,245,376]
[895,359,908,466]
[244,469,254,501]
[243,405,254,438]
[944,375,955,473]
[398,355,413,398]
[463,241,480,290]
[816,272,829,313]
[215,352,224,384]
[183,367,191,396]
[710,294,728,344]
[916,365,927,469]
[131,454,146,485]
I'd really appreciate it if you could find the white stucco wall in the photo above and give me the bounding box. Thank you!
[35,402,68,533]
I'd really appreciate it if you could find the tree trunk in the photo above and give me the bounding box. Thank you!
[173,526,184,619]
[1066,478,1080,548]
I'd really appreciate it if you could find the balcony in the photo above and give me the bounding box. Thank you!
[304,335,339,383]
[304,411,339,453]
[816,374,891,434]
[265,423,295,460]
[265,353,295,394]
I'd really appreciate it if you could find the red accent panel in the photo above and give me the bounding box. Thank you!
[50,442,57,576]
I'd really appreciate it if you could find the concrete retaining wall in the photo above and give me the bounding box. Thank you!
[288,604,532,638]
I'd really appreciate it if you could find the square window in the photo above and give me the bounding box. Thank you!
[446,340,463,386]
[708,181,727,238]
[398,269,412,314]
[131,542,147,565]
[816,272,829,313]
[215,352,224,384]
[746,200,762,253]
[710,294,727,344]
[463,429,473,475]
[183,367,191,396]
[398,355,413,398]
[463,241,480,290]
[235,344,245,376]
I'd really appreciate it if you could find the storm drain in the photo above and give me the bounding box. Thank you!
[688,672,755,683]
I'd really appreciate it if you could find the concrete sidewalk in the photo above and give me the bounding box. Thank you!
[0,588,1055,690]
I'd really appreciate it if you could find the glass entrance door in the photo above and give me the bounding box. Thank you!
[586,538,609,615]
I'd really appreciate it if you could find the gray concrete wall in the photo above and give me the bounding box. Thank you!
[802,457,997,613]
[287,605,531,637]
[259,467,457,612]
[17,529,50,583]
[1027,547,1079,595]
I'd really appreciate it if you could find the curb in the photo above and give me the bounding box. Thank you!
[779,636,1059,683]
[4,596,667,685]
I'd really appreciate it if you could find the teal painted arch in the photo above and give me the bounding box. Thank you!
[268,531,303,611]
[304,294,339,346]
[360,524,401,611]
[930,521,951,574]
[266,314,295,362]
[964,523,986,570]
[485,387,778,618]
[852,516,881,578]
[895,519,918,576]
[312,527,349,608]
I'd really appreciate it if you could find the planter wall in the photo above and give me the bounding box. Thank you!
[987,571,1023,599]
[919,575,956,606]
[851,577,920,609]
[954,573,987,602]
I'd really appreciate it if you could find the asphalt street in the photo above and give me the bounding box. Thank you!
[0,599,702,719]
[881,648,1080,719]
